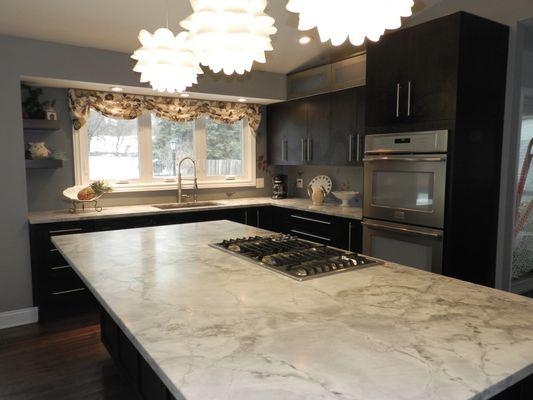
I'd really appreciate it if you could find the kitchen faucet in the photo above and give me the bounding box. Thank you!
[177,157,198,203]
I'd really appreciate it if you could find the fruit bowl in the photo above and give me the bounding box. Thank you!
[62,185,104,213]
[331,191,359,207]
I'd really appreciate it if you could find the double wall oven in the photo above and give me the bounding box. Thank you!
[363,130,448,273]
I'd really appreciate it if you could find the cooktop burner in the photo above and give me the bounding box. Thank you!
[210,234,382,281]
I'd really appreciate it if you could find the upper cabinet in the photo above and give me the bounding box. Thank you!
[267,87,365,166]
[366,12,479,131]
[287,54,366,100]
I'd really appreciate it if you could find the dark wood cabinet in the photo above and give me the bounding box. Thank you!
[330,87,365,165]
[267,99,308,165]
[30,206,362,318]
[267,87,365,166]
[306,92,330,164]
[366,12,504,132]
[365,28,409,128]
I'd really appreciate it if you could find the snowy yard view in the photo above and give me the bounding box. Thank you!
[87,111,243,181]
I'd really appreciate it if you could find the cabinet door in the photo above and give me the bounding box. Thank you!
[406,15,460,124]
[306,93,331,165]
[330,87,366,165]
[365,29,410,128]
[267,102,289,165]
[285,99,308,165]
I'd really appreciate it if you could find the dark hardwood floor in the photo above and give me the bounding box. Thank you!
[0,313,137,400]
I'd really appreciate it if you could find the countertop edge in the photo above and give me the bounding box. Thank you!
[28,198,363,225]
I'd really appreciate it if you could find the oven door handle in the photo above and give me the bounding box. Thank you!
[362,221,443,239]
[363,156,446,162]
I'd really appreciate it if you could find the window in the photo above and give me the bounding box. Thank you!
[74,110,255,191]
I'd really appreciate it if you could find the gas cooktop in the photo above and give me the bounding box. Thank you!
[210,234,382,281]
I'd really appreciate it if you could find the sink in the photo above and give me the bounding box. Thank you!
[152,201,220,210]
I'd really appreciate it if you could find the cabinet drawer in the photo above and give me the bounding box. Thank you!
[47,248,70,269]
[48,267,85,294]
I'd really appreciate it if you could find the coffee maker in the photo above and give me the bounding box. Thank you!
[272,174,288,199]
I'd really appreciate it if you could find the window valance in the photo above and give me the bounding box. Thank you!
[67,89,262,133]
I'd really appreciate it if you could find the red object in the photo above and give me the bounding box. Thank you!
[515,137,533,237]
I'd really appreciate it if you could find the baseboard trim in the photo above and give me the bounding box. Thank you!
[0,307,39,330]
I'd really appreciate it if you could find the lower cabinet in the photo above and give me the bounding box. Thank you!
[269,207,362,252]
[30,205,362,319]
[101,309,176,400]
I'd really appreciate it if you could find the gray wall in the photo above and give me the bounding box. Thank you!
[0,34,285,314]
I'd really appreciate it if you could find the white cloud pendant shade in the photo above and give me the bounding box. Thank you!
[286,0,414,46]
[180,0,277,75]
[131,28,203,93]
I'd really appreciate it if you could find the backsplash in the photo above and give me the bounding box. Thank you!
[24,87,272,212]
[274,165,364,207]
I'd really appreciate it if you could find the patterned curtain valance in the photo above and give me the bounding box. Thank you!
[67,89,262,133]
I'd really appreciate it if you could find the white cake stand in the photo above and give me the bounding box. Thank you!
[332,191,359,207]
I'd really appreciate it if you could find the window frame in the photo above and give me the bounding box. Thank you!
[73,111,256,192]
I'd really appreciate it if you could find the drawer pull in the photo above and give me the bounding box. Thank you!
[49,228,83,235]
[51,265,71,271]
[290,215,331,225]
[49,248,60,253]
[290,229,332,242]
[52,288,85,296]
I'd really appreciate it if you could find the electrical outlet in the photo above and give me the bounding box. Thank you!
[256,178,265,188]
[296,178,304,188]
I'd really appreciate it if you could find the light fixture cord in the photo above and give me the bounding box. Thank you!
[165,0,169,29]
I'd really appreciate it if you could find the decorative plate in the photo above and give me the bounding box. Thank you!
[309,175,332,194]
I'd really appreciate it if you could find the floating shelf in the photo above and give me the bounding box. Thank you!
[25,159,63,169]
[23,119,61,132]
[511,271,533,295]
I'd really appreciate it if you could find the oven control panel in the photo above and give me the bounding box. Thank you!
[365,130,448,154]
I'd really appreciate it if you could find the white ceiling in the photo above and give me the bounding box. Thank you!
[0,0,442,74]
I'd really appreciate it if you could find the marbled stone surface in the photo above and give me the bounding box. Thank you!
[28,197,362,224]
[53,221,533,400]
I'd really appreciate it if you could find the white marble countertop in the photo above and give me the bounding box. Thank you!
[28,197,362,224]
[52,221,533,400]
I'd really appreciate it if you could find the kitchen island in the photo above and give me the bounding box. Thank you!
[52,220,533,400]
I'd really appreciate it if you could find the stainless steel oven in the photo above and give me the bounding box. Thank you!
[363,130,448,229]
[362,219,443,273]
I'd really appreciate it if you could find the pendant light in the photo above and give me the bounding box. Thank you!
[286,0,414,46]
[180,0,277,75]
[131,1,203,93]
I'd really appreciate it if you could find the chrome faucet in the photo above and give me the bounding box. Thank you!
[177,157,198,203]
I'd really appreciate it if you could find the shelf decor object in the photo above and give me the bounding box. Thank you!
[180,0,277,75]
[286,0,414,46]
[131,28,203,93]
[63,181,113,213]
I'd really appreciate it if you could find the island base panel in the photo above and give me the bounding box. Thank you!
[100,308,179,400]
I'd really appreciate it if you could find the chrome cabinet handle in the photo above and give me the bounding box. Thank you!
[244,211,248,225]
[396,83,401,118]
[307,138,312,161]
[282,140,288,161]
[290,214,331,225]
[362,221,443,239]
[363,156,446,163]
[407,81,412,117]
[355,133,362,163]
[49,227,83,235]
[348,134,354,162]
[51,265,71,271]
[52,288,85,296]
[256,210,260,227]
[301,139,306,161]
[290,229,332,242]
